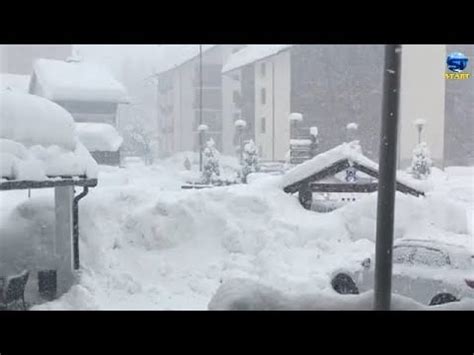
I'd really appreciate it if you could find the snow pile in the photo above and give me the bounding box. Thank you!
[76,123,123,152]
[310,126,318,137]
[281,141,429,193]
[0,73,31,93]
[222,45,292,73]
[0,91,98,179]
[197,124,209,132]
[208,278,474,310]
[346,122,358,130]
[1,152,471,310]
[290,139,311,146]
[33,58,128,103]
[289,112,303,122]
[1,91,76,150]
[234,119,247,128]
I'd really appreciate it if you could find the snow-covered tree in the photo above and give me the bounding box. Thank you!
[123,120,159,165]
[410,142,432,179]
[202,138,220,184]
[241,140,259,183]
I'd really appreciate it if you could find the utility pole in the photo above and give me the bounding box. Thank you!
[374,44,402,310]
[271,60,275,161]
[199,44,204,172]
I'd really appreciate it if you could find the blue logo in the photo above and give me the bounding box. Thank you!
[446,52,469,73]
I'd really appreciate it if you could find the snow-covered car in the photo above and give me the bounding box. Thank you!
[331,239,474,306]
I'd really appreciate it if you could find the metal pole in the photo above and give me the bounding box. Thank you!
[374,44,402,310]
[199,44,203,172]
[272,61,275,161]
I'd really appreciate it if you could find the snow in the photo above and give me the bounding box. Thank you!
[32,58,128,103]
[0,92,98,180]
[76,123,123,152]
[1,91,76,150]
[289,112,303,121]
[281,141,429,193]
[222,45,292,74]
[0,153,470,310]
[346,122,358,130]
[414,118,427,127]
[154,45,216,75]
[0,73,31,93]
[197,124,209,132]
[290,139,311,146]
[208,278,474,310]
[310,126,318,137]
[234,119,247,128]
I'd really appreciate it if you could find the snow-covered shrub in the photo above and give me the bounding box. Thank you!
[410,142,432,179]
[241,140,259,183]
[202,138,220,184]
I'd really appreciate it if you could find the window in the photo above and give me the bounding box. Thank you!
[260,62,266,77]
[233,90,241,106]
[261,88,266,105]
[412,247,449,267]
[261,117,266,134]
[393,246,414,265]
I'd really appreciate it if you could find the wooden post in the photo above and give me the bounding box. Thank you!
[54,186,75,294]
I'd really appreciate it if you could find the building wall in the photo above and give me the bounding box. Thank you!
[0,45,72,75]
[254,51,291,161]
[290,45,384,161]
[444,44,474,166]
[399,45,446,168]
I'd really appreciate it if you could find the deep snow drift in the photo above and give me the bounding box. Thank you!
[0,152,472,310]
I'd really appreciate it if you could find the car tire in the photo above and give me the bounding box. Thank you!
[429,293,459,306]
[331,273,360,295]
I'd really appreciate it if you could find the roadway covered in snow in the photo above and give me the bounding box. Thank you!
[0,152,472,310]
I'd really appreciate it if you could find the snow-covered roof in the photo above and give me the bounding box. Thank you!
[32,58,128,103]
[154,45,216,75]
[76,122,123,152]
[0,73,31,93]
[281,141,427,194]
[0,91,98,181]
[222,45,293,73]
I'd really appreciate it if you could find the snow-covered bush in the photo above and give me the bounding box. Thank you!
[241,140,259,183]
[410,142,432,179]
[202,138,220,184]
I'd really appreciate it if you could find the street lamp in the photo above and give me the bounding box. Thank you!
[234,119,247,163]
[413,118,426,144]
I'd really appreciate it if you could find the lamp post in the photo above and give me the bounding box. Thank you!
[413,118,426,144]
[374,44,402,311]
[235,119,247,163]
[199,44,204,172]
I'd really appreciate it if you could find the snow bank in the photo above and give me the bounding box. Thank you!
[0,73,31,93]
[222,45,292,73]
[0,91,76,150]
[76,123,123,152]
[208,278,474,310]
[33,58,128,103]
[281,141,429,193]
[0,92,98,179]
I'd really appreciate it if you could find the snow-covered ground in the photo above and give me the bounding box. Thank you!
[0,153,472,310]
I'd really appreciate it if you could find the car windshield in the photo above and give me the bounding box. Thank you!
[411,247,449,267]
[393,246,413,264]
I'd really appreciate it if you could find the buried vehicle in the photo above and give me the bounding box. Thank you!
[331,239,474,306]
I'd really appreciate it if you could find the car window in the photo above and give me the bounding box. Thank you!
[411,247,449,267]
[393,246,413,264]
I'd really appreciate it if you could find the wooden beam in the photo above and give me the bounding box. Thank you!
[283,159,351,194]
[353,162,424,197]
[0,178,98,191]
[311,182,379,193]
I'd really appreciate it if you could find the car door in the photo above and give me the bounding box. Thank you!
[396,246,458,305]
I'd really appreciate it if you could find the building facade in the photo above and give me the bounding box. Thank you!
[155,45,243,156]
